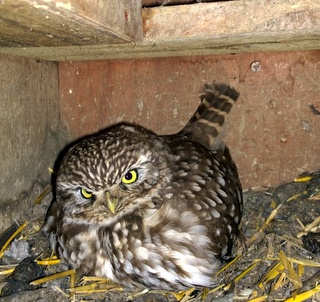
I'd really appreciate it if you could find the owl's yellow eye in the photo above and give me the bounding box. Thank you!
[80,188,93,199]
[122,170,138,184]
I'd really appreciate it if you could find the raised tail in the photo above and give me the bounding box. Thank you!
[179,82,239,149]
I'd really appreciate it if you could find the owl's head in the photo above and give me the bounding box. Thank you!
[55,124,174,225]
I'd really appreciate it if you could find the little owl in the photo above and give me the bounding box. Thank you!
[43,82,243,290]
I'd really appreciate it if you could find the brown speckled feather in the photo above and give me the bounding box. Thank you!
[43,82,242,290]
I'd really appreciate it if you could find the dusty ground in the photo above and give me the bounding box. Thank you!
[0,171,320,302]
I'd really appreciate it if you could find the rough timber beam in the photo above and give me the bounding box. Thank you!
[0,0,319,61]
[0,0,143,46]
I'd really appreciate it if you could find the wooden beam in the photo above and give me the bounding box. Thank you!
[143,0,320,40]
[0,0,319,60]
[0,0,143,47]
[1,34,320,61]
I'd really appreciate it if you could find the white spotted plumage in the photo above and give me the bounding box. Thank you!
[43,82,243,290]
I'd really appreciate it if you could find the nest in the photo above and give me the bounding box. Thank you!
[0,172,320,302]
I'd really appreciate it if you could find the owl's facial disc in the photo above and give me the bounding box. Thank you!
[56,126,174,220]
[75,167,141,215]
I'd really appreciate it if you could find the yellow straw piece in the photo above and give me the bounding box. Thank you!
[266,256,320,268]
[297,264,304,277]
[69,270,76,301]
[224,261,258,291]
[34,186,51,205]
[286,192,306,202]
[48,167,57,174]
[208,283,225,294]
[201,288,209,300]
[30,269,75,285]
[216,254,242,275]
[270,199,277,209]
[294,176,312,183]
[288,257,320,267]
[309,193,320,200]
[233,261,258,283]
[273,271,287,291]
[302,216,320,233]
[283,284,320,302]
[127,289,149,300]
[170,288,195,301]
[36,255,59,260]
[72,289,119,294]
[0,221,28,255]
[258,261,284,288]
[247,295,268,302]
[35,258,61,265]
[70,269,75,288]
[52,285,69,297]
[247,201,282,247]
[70,284,123,294]
[69,284,99,292]
[279,250,302,288]
[0,268,15,275]
[80,276,110,284]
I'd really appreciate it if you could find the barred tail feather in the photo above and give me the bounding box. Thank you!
[180,82,239,149]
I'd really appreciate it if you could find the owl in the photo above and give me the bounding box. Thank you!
[43,82,243,290]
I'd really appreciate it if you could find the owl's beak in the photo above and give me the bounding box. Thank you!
[106,192,117,214]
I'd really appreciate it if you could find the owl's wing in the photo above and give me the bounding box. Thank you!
[178,82,239,150]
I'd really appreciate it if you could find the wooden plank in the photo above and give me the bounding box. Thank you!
[143,0,320,40]
[0,0,319,60]
[0,0,143,47]
[1,31,319,61]
[58,50,320,188]
[0,52,60,212]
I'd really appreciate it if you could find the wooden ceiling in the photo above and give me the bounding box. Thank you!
[0,0,319,61]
